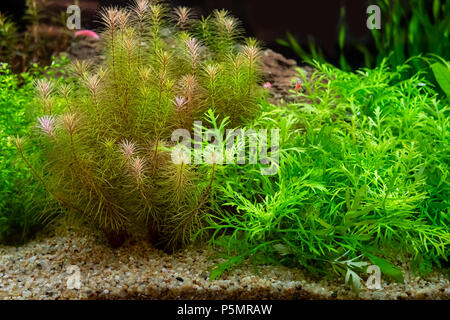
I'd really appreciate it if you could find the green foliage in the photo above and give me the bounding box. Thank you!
[18,0,262,250]
[430,57,450,101]
[0,13,19,60]
[0,63,50,244]
[369,0,450,69]
[277,32,325,66]
[279,0,450,75]
[366,254,404,283]
[204,59,450,286]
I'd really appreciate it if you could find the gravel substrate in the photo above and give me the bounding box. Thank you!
[0,226,449,300]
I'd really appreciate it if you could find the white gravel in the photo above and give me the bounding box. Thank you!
[0,225,448,300]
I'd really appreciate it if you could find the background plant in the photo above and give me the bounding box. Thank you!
[203,59,449,285]
[0,63,54,245]
[17,0,263,250]
[368,0,449,69]
[279,0,450,75]
[429,56,450,101]
[0,0,72,74]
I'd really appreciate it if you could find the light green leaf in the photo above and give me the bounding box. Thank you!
[431,62,450,100]
[367,254,404,283]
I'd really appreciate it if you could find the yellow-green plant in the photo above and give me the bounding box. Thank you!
[15,0,262,250]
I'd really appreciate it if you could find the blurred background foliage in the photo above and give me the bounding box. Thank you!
[279,0,450,70]
[0,0,72,73]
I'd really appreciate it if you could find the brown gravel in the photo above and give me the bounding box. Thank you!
[0,225,448,300]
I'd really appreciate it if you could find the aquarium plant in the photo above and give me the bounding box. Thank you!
[279,0,450,73]
[0,63,50,245]
[204,59,450,287]
[15,0,262,250]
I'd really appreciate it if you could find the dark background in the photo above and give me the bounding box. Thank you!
[1,0,372,65]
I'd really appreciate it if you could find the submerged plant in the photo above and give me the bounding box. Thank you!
[17,0,262,250]
[0,64,52,245]
[204,59,450,285]
[279,0,450,79]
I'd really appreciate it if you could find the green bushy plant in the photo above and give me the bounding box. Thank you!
[0,63,50,244]
[203,59,449,286]
[16,0,262,250]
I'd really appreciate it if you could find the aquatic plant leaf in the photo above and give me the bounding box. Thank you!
[345,268,362,294]
[367,254,404,284]
[273,243,291,256]
[431,62,450,100]
[209,255,243,280]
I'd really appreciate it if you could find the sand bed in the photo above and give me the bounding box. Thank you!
[0,227,448,300]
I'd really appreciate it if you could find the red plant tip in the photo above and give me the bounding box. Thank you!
[12,136,24,150]
[174,96,187,111]
[174,6,193,29]
[294,80,302,93]
[74,30,100,40]
[204,64,219,79]
[173,148,190,165]
[185,38,202,67]
[85,74,102,95]
[35,79,54,99]
[37,115,56,138]
[119,139,137,160]
[130,157,146,181]
[242,45,260,62]
[263,82,272,89]
[134,0,149,18]
[208,151,221,165]
[222,17,238,35]
[61,113,78,135]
